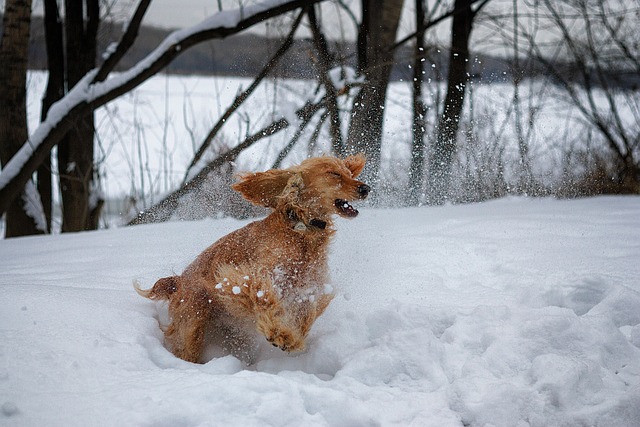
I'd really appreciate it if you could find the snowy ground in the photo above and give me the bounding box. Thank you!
[1,196,640,426]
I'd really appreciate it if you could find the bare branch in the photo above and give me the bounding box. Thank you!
[308,5,344,156]
[0,0,324,217]
[94,0,153,83]
[184,8,307,182]
[393,0,492,51]
[271,97,326,169]
[129,98,325,225]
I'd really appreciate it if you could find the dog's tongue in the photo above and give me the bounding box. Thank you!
[336,199,359,217]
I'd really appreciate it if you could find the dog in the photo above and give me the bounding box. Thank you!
[135,155,370,363]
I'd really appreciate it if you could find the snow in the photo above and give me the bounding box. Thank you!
[102,42,118,60]
[21,180,47,233]
[328,66,363,90]
[1,196,640,426]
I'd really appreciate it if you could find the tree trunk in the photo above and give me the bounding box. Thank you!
[38,0,66,232]
[58,0,102,232]
[345,0,404,188]
[408,0,427,205]
[308,5,344,157]
[427,0,474,204]
[0,0,43,237]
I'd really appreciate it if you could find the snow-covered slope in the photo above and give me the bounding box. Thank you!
[1,197,640,426]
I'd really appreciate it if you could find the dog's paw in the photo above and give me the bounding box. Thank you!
[265,328,306,353]
[256,315,305,352]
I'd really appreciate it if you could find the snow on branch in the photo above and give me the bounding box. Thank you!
[0,0,322,217]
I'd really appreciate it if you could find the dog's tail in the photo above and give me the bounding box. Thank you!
[134,276,179,300]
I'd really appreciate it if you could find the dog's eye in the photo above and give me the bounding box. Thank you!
[328,171,342,178]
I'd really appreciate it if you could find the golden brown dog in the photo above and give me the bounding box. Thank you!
[135,155,369,363]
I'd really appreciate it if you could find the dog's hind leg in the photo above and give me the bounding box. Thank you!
[164,287,211,363]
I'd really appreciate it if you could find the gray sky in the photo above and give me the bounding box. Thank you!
[131,0,238,29]
[21,0,231,29]
[120,0,366,38]
[17,0,363,36]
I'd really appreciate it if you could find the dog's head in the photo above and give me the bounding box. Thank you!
[232,155,370,224]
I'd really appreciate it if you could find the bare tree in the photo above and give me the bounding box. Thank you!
[56,0,103,232]
[530,0,639,193]
[407,0,429,206]
[0,0,323,220]
[38,0,65,232]
[308,4,345,157]
[345,0,405,188]
[0,0,43,237]
[427,0,490,205]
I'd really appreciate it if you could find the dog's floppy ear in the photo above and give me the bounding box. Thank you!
[343,153,366,178]
[232,169,294,208]
[278,173,304,203]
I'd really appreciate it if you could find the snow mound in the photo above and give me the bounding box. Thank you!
[1,197,640,426]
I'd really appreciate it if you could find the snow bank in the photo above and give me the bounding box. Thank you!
[1,197,640,426]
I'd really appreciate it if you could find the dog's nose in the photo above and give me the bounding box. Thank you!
[357,184,371,198]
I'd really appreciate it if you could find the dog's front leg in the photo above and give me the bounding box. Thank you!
[214,265,305,352]
[255,304,305,352]
[291,293,335,339]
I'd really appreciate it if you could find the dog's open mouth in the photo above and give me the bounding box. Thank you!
[335,199,359,217]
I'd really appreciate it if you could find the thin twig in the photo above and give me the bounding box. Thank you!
[184,8,307,181]
[129,99,325,225]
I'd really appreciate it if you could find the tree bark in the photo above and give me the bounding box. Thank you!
[38,0,66,232]
[427,0,474,204]
[0,0,42,237]
[345,0,404,188]
[308,5,344,156]
[57,0,102,232]
[408,0,427,205]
